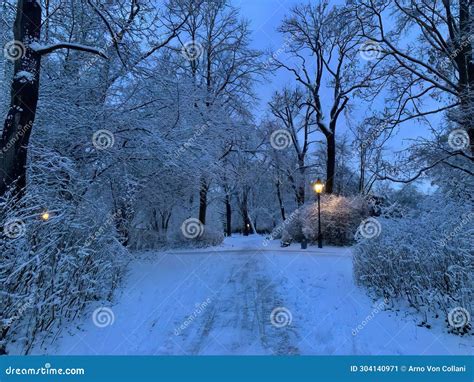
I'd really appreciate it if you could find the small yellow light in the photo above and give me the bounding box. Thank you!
[41,212,50,221]
[313,179,324,194]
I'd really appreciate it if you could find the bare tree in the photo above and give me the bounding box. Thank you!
[349,115,393,194]
[269,87,315,205]
[353,0,474,155]
[273,1,378,194]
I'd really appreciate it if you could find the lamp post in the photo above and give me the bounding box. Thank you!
[313,179,324,248]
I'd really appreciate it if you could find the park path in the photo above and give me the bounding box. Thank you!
[33,237,471,356]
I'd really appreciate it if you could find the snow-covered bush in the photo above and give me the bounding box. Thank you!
[281,195,371,246]
[280,209,304,243]
[128,229,168,250]
[0,148,127,354]
[302,195,370,246]
[353,195,473,330]
[170,226,224,248]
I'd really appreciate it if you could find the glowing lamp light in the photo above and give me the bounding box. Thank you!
[313,179,324,194]
[312,179,324,249]
[41,212,50,221]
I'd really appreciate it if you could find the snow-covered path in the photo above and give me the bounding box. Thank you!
[34,236,472,355]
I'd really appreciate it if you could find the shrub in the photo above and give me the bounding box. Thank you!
[169,225,224,248]
[128,229,168,250]
[281,195,371,246]
[353,195,473,329]
[0,148,127,354]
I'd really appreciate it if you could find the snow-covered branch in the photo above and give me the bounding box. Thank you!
[30,42,108,59]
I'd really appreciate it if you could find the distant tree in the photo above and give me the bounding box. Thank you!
[269,87,316,206]
[272,1,379,194]
[175,0,262,224]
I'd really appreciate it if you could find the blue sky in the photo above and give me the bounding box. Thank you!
[237,0,304,117]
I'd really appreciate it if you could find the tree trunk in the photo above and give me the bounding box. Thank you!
[0,0,42,198]
[161,211,171,232]
[198,177,208,224]
[358,148,366,194]
[457,0,474,154]
[297,157,305,205]
[242,213,251,236]
[325,133,336,194]
[225,192,232,237]
[275,181,286,221]
[287,173,300,206]
[241,190,250,236]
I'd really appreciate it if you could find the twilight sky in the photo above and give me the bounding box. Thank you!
[237,0,305,118]
[235,0,436,155]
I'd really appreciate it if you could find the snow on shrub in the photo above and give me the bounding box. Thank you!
[281,209,305,243]
[353,195,473,332]
[130,219,224,250]
[128,229,168,250]
[0,148,127,354]
[281,195,371,246]
[169,224,224,248]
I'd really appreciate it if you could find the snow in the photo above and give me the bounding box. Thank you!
[28,42,45,51]
[25,236,474,355]
[29,42,107,58]
[14,71,35,83]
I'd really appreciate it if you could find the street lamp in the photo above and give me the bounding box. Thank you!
[313,179,324,248]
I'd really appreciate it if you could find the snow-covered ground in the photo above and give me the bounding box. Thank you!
[31,236,472,355]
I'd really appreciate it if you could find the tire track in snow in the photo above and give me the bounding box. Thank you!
[170,254,300,355]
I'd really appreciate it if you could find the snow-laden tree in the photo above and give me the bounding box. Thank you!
[0,146,128,354]
[0,0,109,198]
[269,87,317,206]
[172,0,263,224]
[0,0,201,354]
